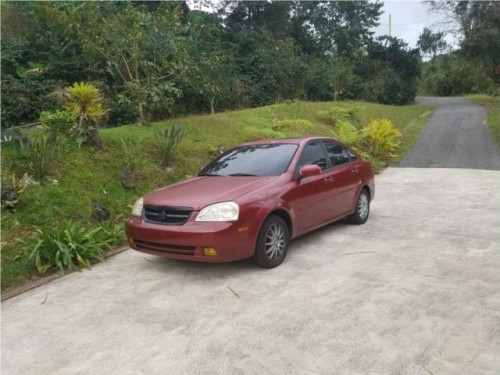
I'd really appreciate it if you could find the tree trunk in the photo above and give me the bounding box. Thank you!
[138,102,145,125]
[209,97,215,115]
[88,128,102,150]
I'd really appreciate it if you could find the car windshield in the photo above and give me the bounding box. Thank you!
[198,144,298,177]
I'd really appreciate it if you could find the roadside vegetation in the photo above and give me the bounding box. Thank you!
[1,99,430,291]
[2,1,421,129]
[466,95,500,145]
[2,0,498,292]
[418,2,499,97]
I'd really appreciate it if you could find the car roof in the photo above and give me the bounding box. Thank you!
[240,136,331,146]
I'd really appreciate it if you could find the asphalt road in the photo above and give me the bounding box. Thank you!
[2,168,500,375]
[399,97,500,170]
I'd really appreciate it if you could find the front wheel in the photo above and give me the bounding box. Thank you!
[253,216,290,268]
[348,189,370,224]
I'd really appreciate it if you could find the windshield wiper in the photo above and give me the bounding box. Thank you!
[227,173,258,177]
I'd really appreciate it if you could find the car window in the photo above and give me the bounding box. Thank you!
[198,144,298,177]
[297,141,328,171]
[322,141,357,167]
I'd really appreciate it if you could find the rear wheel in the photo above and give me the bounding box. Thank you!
[348,189,370,224]
[253,215,289,268]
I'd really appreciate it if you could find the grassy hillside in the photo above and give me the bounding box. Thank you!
[1,100,431,290]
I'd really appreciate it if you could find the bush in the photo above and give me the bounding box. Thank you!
[153,123,185,167]
[335,119,367,148]
[64,82,108,148]
[39,110,75,134]
[16,134,58,181]
[1,74,60,128]
[1,172,25,209]
[420,54,497,96]
[25,222,119,274]
[365,119,402,160]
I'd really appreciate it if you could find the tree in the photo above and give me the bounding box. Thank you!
[425,1,500,85]
[417,27,448,58]
[353,37,420,105]
[74,2,187,124]
[185,11,232,114]
[291,1,383,57]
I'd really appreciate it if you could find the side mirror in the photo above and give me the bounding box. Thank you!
[299,164,321,178]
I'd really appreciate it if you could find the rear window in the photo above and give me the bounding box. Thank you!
[198,144,298,177]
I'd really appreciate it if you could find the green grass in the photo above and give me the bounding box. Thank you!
[465,95,500,145]
[1,100,430,291]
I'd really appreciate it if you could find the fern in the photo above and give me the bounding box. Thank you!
[365,119,402,160]
[335,119,367,148]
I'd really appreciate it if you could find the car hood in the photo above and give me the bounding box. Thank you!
[143,176,278,210]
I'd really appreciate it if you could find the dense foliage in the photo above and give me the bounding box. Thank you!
[1,0,424,128]
[419,1,500,96]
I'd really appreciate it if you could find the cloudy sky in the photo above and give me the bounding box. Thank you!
[374,0,453,49]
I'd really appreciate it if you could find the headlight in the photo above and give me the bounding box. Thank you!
[195,201,239,222]
[131,197,144,217]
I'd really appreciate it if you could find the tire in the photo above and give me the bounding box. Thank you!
[253,215,290,268]
[348,189,370,225]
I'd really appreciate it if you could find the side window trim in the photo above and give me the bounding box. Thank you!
[321,140,358,169]
[294,140,330,178]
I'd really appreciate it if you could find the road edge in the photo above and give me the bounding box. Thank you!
[1,245,129,302]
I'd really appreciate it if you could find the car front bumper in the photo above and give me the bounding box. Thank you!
[125,216,256,262]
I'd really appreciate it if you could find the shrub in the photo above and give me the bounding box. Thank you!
[0,74,60,128]
[39,110,75,134]
[64,82,108,148]
[420,55,497,96]
[365,119,402,160]
[153,123,185,167]
[25,222,119,274]
[318,104,366,127]
[16,134,58,181]
[1,172,25,209]
[336,119,367,148]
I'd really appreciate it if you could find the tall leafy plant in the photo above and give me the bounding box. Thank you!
[153,123,185,167]
[25,222,119,274]
[16,134,58,181]
[64,82,107,148]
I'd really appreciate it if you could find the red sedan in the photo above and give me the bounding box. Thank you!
[126,137,375,268]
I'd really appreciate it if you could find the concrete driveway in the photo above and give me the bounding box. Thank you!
[2,168,500,375]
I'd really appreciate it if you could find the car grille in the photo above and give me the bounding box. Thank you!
[144,205,193,225]
[134,239,196,255]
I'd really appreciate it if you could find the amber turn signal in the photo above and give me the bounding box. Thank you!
[203,247,218,256]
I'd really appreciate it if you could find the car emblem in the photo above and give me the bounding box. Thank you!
[158,211,169,221]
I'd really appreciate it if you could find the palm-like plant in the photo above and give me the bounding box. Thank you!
[65,82,108,148]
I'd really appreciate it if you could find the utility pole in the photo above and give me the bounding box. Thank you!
[389,14,392,37]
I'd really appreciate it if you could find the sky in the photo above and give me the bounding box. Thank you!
[373,0,454,49]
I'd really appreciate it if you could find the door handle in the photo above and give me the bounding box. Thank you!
[324,176,334,183]
[351,168,359,174]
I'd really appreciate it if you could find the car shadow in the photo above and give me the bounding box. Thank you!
[141,219,349,277]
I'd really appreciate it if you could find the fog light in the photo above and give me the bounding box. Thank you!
[128,237,135,247]
[203,247,218,256]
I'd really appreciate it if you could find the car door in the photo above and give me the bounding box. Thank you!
[321,140,360,217]
[284,141,333,235]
